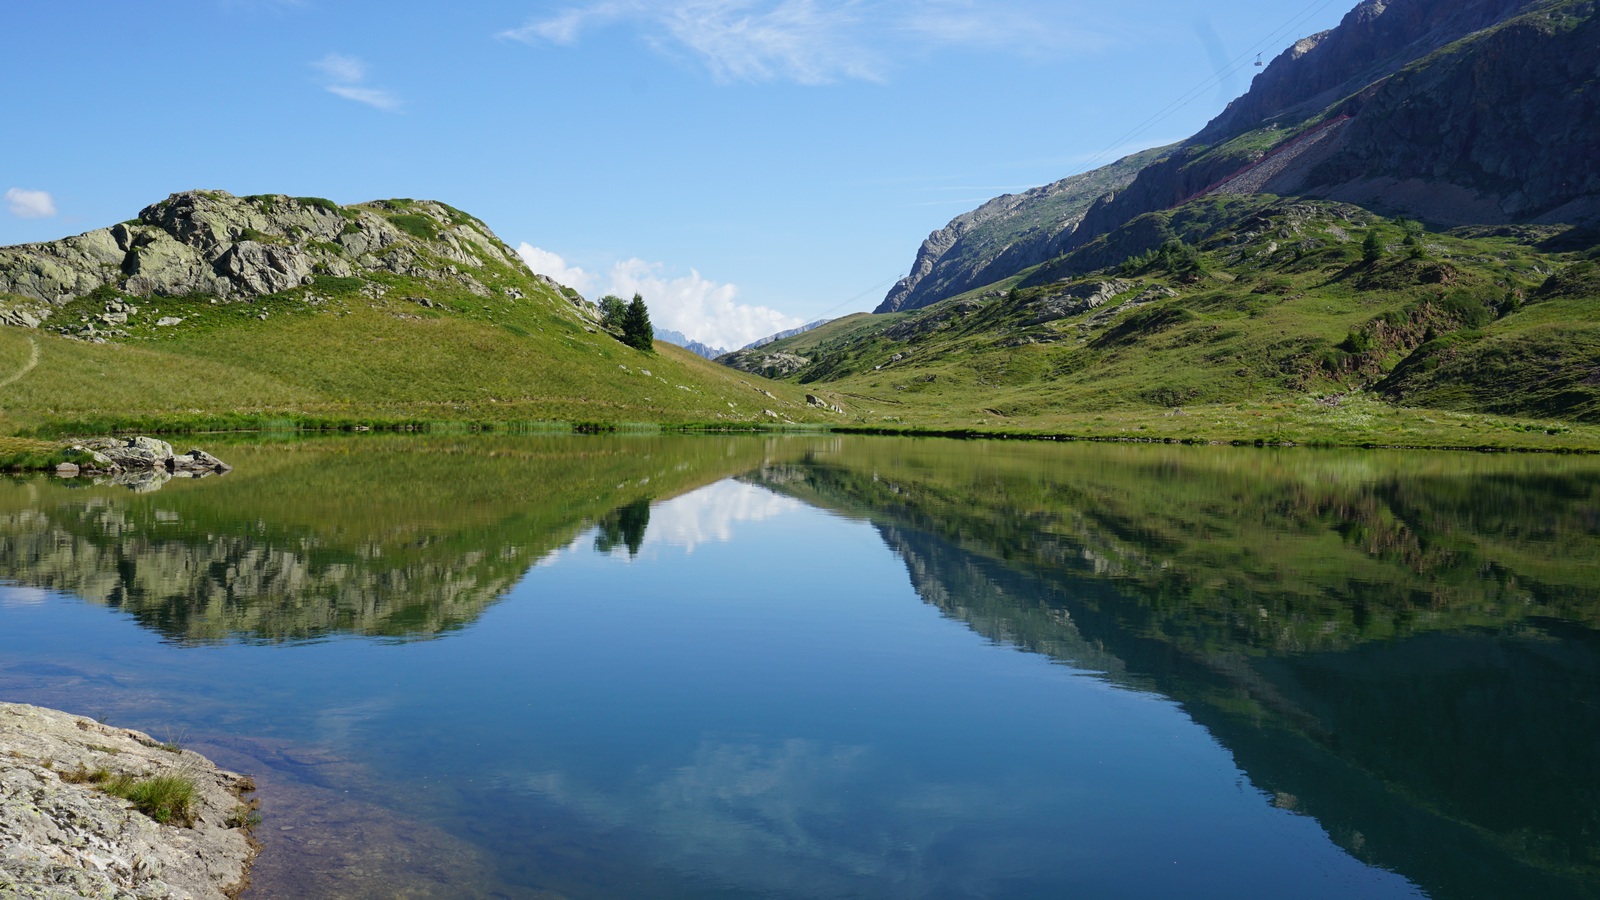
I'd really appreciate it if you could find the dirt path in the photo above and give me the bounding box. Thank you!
[0,334,40,389]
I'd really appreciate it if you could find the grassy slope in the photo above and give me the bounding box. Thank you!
[739,196,1600,449]
[0,198,835,436]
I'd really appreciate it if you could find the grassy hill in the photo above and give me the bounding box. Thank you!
[0,192,835,438]
[723,196,1600,449]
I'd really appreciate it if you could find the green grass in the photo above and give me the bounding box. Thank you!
[4,191,1593,449]
[734,196,1600,447]
[63,766,198,827]
[0,261,837,438]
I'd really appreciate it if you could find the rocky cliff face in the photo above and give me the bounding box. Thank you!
[1274,2,1600,223]
[876,148,1167,313]
[1196,0,1541,142]
[881,0,1598,312]
[0,191,571,328]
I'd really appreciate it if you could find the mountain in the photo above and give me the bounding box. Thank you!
[881,0,1600,315]
[0,191,835,434]
[739,319,833,351]
[730,194,1600,434]
[722,0,1600,437]
[654,328,728,360]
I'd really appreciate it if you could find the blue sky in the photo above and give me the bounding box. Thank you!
[1,0,1348,349]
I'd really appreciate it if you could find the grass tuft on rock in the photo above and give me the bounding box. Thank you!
[62,765,198,827]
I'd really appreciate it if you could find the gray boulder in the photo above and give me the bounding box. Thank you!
[172,448,233,474]
[84,436,175,469]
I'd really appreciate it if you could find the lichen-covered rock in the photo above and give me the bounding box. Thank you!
[0,191,531,308]
[1021,279,1133,326]
[71,438,232,484]
[0,702,257,900]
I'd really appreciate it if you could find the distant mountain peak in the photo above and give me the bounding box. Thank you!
[654,328,729,360]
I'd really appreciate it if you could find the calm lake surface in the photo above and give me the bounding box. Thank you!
[2,435,1597,899]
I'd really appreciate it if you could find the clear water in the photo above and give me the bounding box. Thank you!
[1,435,1597,899]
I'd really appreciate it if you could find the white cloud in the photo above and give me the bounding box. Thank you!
[313,53,366,83]
[501,0,1085,85]
[325,85,402,111]
[512,2,630,44]
[5,188,57,219]
[605,258,802,351]
[313,53,402,111]
[516,244,596,295]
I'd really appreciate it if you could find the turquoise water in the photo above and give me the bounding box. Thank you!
[1,435,1596,898]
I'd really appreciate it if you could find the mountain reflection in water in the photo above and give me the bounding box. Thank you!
[0,435,1596,899]
[747,440,1600,899]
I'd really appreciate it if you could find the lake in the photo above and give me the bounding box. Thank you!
[1,434,1597,899]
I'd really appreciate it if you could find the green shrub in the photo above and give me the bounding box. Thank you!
[295,196,343,212]
[390,215,438,240]
[312,275,365,295]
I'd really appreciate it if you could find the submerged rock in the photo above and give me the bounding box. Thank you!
[0,702,257,900]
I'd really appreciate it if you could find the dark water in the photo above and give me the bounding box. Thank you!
[1,435,1597,899]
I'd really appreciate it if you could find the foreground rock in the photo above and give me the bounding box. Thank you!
[0,702,257,899]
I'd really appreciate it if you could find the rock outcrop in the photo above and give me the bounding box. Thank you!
[0,191,531,330]
[877,148,1167,314]
[719,351,812,379]
[43,438,234,493]
[0,702,257,900]
[77,437,232,476]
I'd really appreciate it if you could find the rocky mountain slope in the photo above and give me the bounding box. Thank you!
[0,191,839,433]
[882,0,1600,314]
[878,148,1169,313]
[733,195,1600,431]
[0,191,589,323]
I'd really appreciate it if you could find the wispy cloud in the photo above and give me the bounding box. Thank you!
[312,53,402,111]
[4,188,57,219]
[501,0,1088,85]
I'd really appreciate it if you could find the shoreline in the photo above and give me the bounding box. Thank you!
[0,702,258,900]
[5,413,1599,471]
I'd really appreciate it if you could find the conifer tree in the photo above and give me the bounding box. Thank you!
[1363,228,1384,264]
[622,293,653,351]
